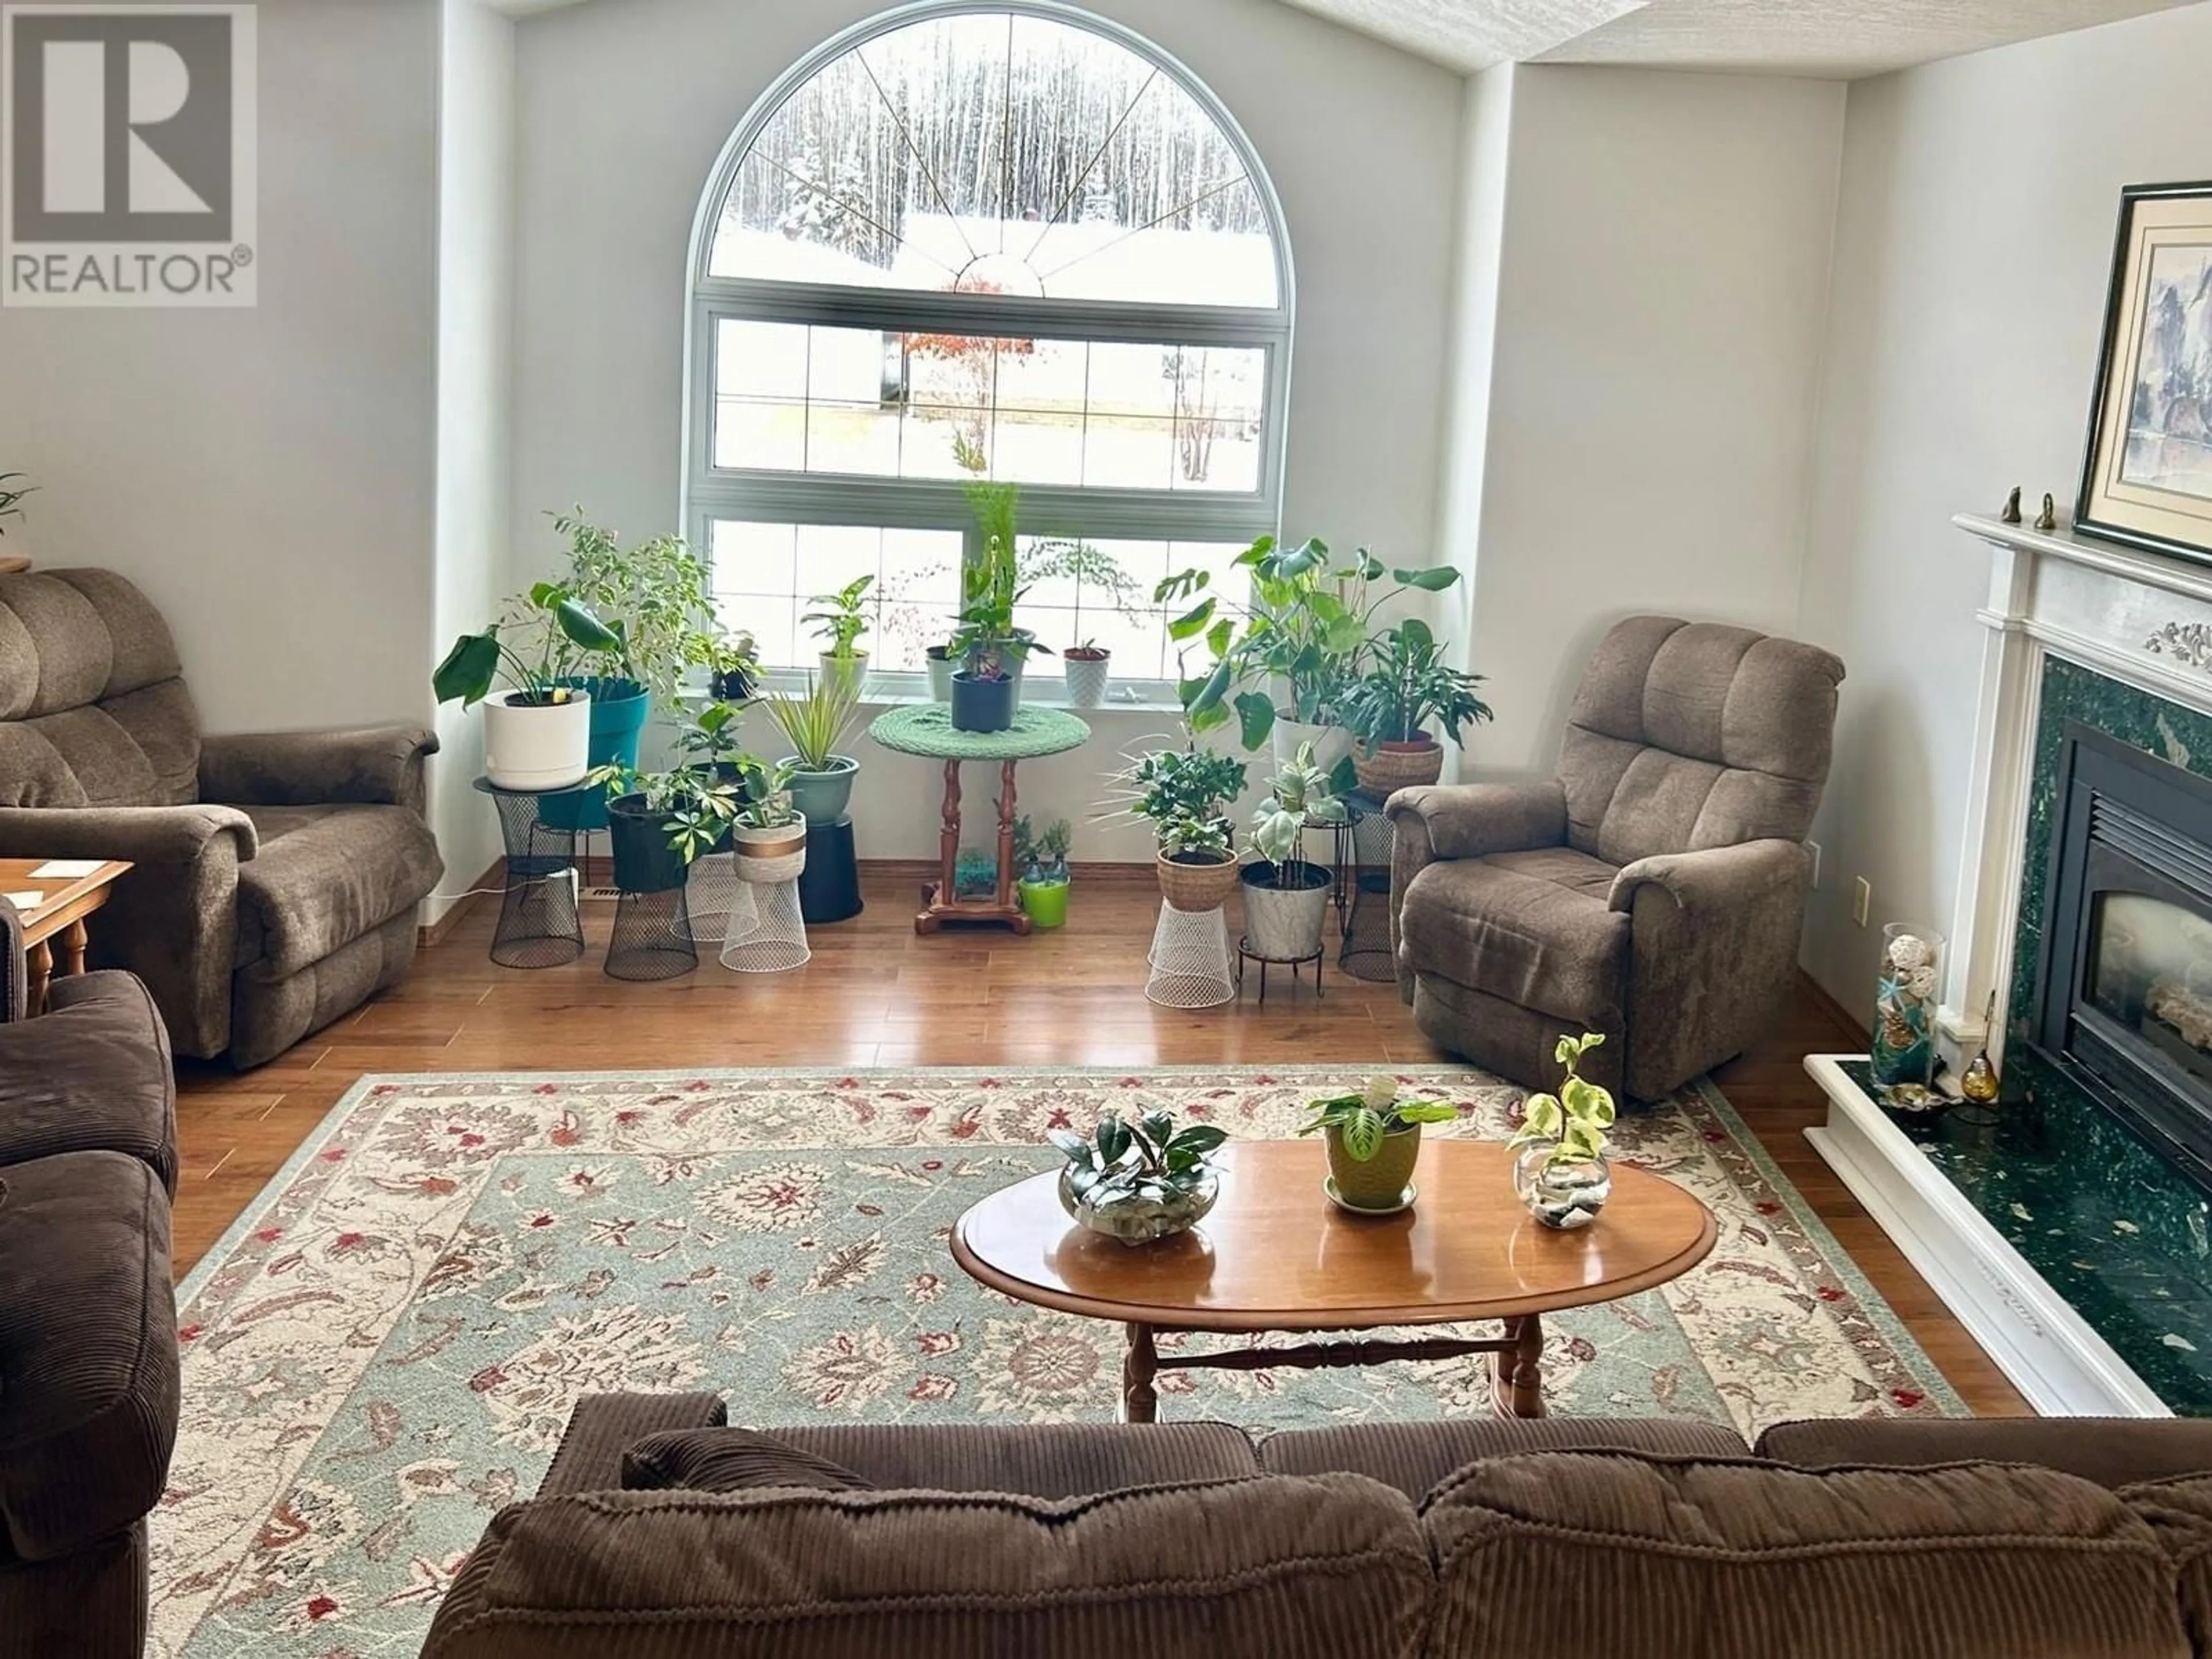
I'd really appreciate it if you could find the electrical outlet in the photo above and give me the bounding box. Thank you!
[1851,876,1872,928]
[1806,840,1822,889]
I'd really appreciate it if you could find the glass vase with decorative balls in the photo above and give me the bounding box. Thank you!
[1509,1033,1616,1230]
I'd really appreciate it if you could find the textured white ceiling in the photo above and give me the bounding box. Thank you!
[490,0,2207,80]
[1529,0,2203,78]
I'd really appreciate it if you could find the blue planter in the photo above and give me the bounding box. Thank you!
[539,677,650,831]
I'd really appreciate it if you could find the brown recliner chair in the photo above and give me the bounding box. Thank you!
[0,568,443,1067]
[0,900,180,1658]
[1388,616,1843,1101]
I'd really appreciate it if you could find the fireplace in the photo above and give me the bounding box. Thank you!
[2033,721,2212,1192]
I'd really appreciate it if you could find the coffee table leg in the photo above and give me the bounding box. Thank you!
[1123,1323,1159,1423]
[1493,1313,1547,1419]
[62,918,89,977]
[25,937,51,1016]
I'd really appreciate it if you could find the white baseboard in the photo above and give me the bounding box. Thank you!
[1803,1054,2168,1417]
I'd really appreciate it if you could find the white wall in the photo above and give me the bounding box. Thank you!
[430,0,518,907]
[1797,2,2212,1009]
[0,0,442,736]
[1451,65,1847,778]
[505,0,1465,860]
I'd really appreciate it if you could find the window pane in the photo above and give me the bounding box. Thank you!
[710,521,962,672]
[708,12,1278,308]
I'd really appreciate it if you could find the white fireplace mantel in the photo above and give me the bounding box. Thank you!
[1941,512,2212,1062]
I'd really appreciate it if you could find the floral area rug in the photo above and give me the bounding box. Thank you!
[154,1065,1964,1657]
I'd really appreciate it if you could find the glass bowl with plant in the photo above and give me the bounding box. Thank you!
[762,672,862,826]
[1099,744,1250,912]
[1300,1074,1460,1213]
[804,574,873,695]
[1241,741,1345,962]
[1509,1033,1617,1229]
[1340,616,1494,796]
[1051,1111,1230,1245]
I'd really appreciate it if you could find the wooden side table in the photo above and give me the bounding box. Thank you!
[0,858,134,1013]
[867,704,1090,935]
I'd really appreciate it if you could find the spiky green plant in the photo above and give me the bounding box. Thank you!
[762,673,861,771]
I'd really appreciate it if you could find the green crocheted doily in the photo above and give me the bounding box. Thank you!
[867,703,1091,760]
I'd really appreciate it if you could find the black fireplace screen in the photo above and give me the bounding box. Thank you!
[2035,722,2212,1191]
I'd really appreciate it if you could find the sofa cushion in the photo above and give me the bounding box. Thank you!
[424,1474,1429,1659]
[1257,1416,1748,1500]
[622,1430,876,1494]
[1422,1451,2188,1658]
[1758,1416,2212,1489]
[755,1422,1262,1501]
[1398,850,1628,1027]
[0,971,177,1192]
[232,804,442,976]
[2120,1474,2212,1650]
[0,1150,177,1562]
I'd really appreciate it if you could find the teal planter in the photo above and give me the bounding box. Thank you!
[540,677,650,831]
[1018,876,1070,929]
[782,755,859,827]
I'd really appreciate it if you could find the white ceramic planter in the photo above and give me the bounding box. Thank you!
[819,651,868,696]
[1272,716,1354,774]
[1240,863,1331,960]
[483,689,592,790]
[925,652,957,702]
[1064,653,1111,709]
[734,822,808,884]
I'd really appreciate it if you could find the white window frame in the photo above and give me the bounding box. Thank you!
[679,0,1294,699]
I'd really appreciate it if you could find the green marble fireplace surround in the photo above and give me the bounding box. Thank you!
[1907,654,2212,1414]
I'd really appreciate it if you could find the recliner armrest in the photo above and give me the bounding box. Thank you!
[1385,782,1568,861]
[1608,839,1810,915]
[0,805,257,866]
[199,725,440,815]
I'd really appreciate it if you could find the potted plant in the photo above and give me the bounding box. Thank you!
[0,472,33,535]
[1340,617,1494,796]
[1299,1074,1460,1214]
[729,753,806,883]
[707,630,760,702]
[434,582,623,790]
[762,672,862,827]
[1014,815,1073,929]
[1100,745,1249,913]
[589,761,741,893]
[1241,742,1344,962]
[948,480,1049,729]
[1050,1111,1229,1245]
[1157,536,1461,764]
[672,698,747,785]
[1509,1033,1617,1229]
[804,574,872,695]
[1064,638,1111,709]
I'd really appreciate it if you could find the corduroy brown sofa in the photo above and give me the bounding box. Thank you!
[0,567,444,1066]
[0,901,180,1659]
[422,1394,2212,1659]
[1389,615,1844,1100]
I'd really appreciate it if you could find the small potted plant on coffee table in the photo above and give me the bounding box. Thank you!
[1014,816,1073,929]
[763,672,862,827]
[1051,1111,1229,1245]
[1299,1074,1460,1214]
[729,753,806,884]
[1241,741,1344,963]
[1100,745,1249,913]
[804,575,872,696]
[1341,617,1494,797]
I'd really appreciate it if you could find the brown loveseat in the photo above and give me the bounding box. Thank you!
[0,568,444,1066]
[1389,615,1844,1100]
[0,902,180,1659]
[422,1396,2212,1658]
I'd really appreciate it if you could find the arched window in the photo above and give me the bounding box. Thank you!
[684,2,1292,691]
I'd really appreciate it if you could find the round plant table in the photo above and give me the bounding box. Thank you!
[868,703,1089,935]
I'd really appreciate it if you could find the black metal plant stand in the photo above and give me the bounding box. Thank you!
[1338,792,1398,983]
[1236,936,1325,1003]
[474,777,587,969]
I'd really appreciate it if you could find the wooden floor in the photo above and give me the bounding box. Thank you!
[173,865,2029,1416]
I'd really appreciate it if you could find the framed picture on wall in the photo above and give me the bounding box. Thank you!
[2077,181,2212,565]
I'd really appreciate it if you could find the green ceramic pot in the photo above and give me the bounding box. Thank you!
[1018,876,1070,929]
[1325,1122,1422,1211]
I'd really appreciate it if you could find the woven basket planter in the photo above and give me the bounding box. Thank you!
[1353,738,1445,798]
[1156,850,1241,913]
[734,823,808,885]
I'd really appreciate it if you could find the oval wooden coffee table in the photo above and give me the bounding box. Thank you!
[950,1138,1717,1422]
